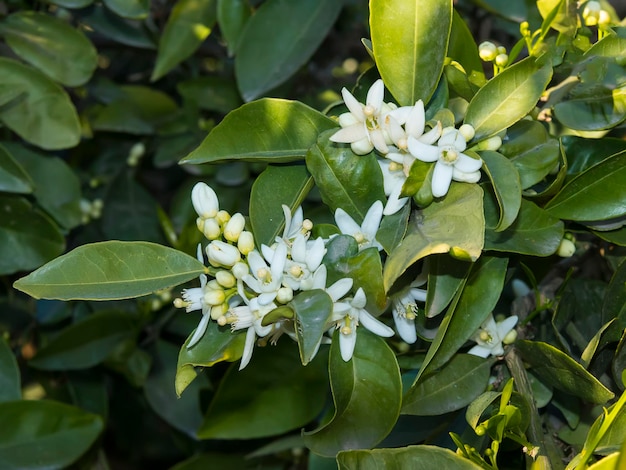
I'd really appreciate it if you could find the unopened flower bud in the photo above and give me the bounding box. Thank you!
[598,10,610,26]
[203,218,222,240]
[216,210,230,226]
[459,124,475,141]
[204,289,225,306]
[351,138,374,156]
[496,46,506,55]
[232,262,249,279]
[557,238,576,257]
[216,270,236,288]
[224,213,245,242]
[473,135,502,151]
[192,182,219,219]
[238,231,255,255]
[276,287,294,304]
[211,303,228,320]
[495,53,508,67]
[503,329,518,345]
[207,240,241,267]
[478,41,497,61]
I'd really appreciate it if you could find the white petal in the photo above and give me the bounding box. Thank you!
[370,129,389,154]
[383,184,409,216]
[419,123,442,145]
[366,79,385,111]
[408,136,440,162]
[306,237,326,271]
[326,277,353,301]
[239,327,256,370]
[496,316,519,339]
[351,288,367,309]
[361,200,383,238]
[431,162,454,198]
[452,169,481,183]
[454,153,483,173]
[339,329,357,361]
[258,291,278,306]
[351,138,375,155]
[481,314,498,334]
[246,250,267,276]
[338,112,359,127]
[405,100,426,138]
[409,287,428,302]
[330,124,368,144]
[335,208,361,235]
[467,344,491,358]
[187,313,210,349]
[310,264,328,290]
[195,243,204,263]
[438,127,458,147]
[291,235,307,263]
[384,114,406,145]
[393,310,417,344]
[261,244,275,264]
[359,310,395,337]
[242,274,262,294]
[341,87,365,121]
[270,243,288,278]
[387,105,412,125]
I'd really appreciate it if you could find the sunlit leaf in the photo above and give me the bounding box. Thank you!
[103,0,150,19]
[217,0,250,55]
[480,151,522,232]
[425,255,471,318]
[337,445,483,469]
[291,290,334,365]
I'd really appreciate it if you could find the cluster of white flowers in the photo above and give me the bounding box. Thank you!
[330,79,485,215]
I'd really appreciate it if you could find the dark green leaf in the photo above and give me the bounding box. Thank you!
[516,340,615,404]
[480,151,522,231]
[306,130,385,224]
[403,354,493,415]
[561,136,626,177]
[370,0,452,105]
[198,341,328,439]
[183,99,336,164]
[447,9,485,87]
[425,255,471,318]
[30,310,135,370]
[152,0,217,81]
[13,241,205,300]
[337,445,483,469]
[249,164,313,247]
[235,0,342,101]
[303,330,402,457]
[0,400,103,469]
[78,4,155,49]
[465,58,553,141]
[0,58,81,150]
[103,0,150,19]
[0,11,97,87]
[0,143,32,194]
[0,338,20,403]
[376,203,410,254]
[177,76,242,114]
[291,290,333,365]
[603,259,626,329]
[217,0,250,55]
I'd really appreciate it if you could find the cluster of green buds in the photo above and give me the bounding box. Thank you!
[79,198,103,225]
[478,41,508,75]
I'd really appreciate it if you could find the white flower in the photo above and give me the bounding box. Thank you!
[334,200,384,251]
[243,243,287,305]
[329,79,393,155]
[282,234,326,290]
[332,287,395,361]
[279,205,312,245]
[408,126,482,198]
[206,240,241,267]
[468,314,518,358]
[179,245,211,348]
[191,182,219,219]
[378,157,411,216]
[391,279,428,344]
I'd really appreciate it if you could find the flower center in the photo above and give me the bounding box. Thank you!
[397,137,408,151]
[389,161,403,172]
[340,316,353,335]
[363,104,376,118]
[479,330,492,343]
[257,267,272,284]
[289,265,303,278]
[404,303,417,320]
[354,232,366,245]
[440,146,458,164]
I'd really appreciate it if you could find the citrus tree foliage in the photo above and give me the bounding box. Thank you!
[3,0,626,468]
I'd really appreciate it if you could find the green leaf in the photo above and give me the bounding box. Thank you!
[425,255,471,318]
[79,4,155,49]
[249,163,313,247]
[303,330,402,457]
[603,259,626,329]
[144,340,208,438]
[177,76,242,114]
[480,151,522,231]
[3,142,82,230]
[0,58,81,150]
[291,290,334,365]
[383,184,484,292]
[235,0,342,101]
[0,143,33,194]
[403,354,493,416]
[418,256,508,381]
[585,33,626,58]
[561,136,626,178]
[545,150,626,221]
[48,0,94,7]
[0,11,97,87]
[0,195,65,276]
[337,445,484,470]
[516,340,615,404]
[484,194,563,256]
[103,0,150,19]
[151,0,217,81]
[376,203,410,254]
[13,241,205,300]
[176,321,245,396]
[498,119,560,190]
[306,130,385,224]
[0,400,103,469]
[29,310,136,370]
[197,341,328,439]
[370,0,453,105]
[447,9,485,87]
[182,99,336,164]
[0,338,20,403]
[217,0,251,55]
[464,58,553,141]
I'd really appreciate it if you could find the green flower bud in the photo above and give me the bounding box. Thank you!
[216,270,236,288]
[478,41,497,61]
[238,231,255,255]
[224,213,245,242]
[557,238,576,257]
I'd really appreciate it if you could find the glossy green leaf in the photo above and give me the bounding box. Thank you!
[66,371,108,418]
[104,340,152,387]
[370,0,452,105]
[418,256,507,381]
[561,136,626,178]
[447,10,485,87]
[170,452,251,470]
[303,330,402,457]
[545,150,626,221]
[376,203,410,254]
[0,400,103,469]
[585,33,626,58]
[13,241,205,300]
[29,310,136,370]
[464,58,553,141]
[144,340,208,438]
[48,0,93,7]
[0,143,32,194]
[235,0,342,101]
[425,255,471,318]
[0,195,65,276]
[307,130,385,224]
[403,354,492,416]
[291,290,333,365]
[79,4,155,49]
[498,119,560,189]
[183,99,336,164]
[603,259,626,328]
[516,340,614,404]
[0,58,81,150]
[198,341,328,439]
[151,0,217,81]
[4,142,82,230]
[103,0,150,19]
[250,164,313,247]
[0,338,20,403]
[177,76,242,114]
[217,0,250,55]
[337,445,483,470]
[0,11,97,87]
[480,151,522,232]
[176,321,245,396]
[465,390,501,429]
[484,195,564,256]
[384,184,484,292]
